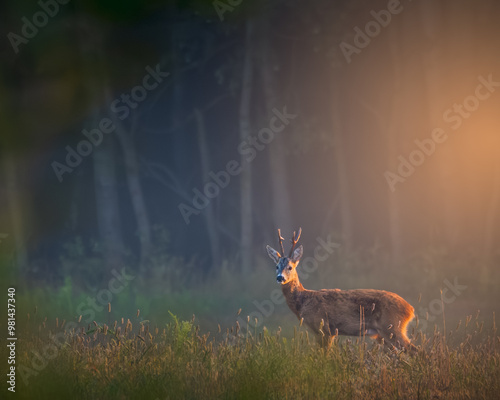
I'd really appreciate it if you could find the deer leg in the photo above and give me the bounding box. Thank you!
[313,334,333,350]
[390,330,417,352]
[320,334,334,349]
[398,334,417,352]
[377,331,401,351]
[378,330,416,352]
[315,320,333,349]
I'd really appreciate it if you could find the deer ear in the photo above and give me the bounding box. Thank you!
[266,245,281,264]
[291,245,303,262]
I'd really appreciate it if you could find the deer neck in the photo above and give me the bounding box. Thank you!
[281,271,305,318]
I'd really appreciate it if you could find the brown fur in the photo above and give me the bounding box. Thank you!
[267,234,415,351]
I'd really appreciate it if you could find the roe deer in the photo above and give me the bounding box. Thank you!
[266,228,416,351]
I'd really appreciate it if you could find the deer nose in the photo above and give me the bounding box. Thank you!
[277,275,285,283]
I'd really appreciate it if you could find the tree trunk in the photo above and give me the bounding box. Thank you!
[331,80,353,252]
[93,134,125,271]
[75,20,125,271]
[0,74,28,271]
[113,113,152,270]
[419,1,460,249]
[194,108,221,268]
[260,18,292,235]
[386,29,403,265]
[2,153,28,270]
[239,19,255,273]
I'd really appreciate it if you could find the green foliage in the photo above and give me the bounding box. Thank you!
[167,311,194,353]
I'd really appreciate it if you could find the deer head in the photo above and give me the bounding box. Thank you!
[266,228,303,284]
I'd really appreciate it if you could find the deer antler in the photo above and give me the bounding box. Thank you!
[277,229,285,257]
[288,227,302,257]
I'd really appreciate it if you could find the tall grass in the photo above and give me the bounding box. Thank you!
[7,310,499,400]
[4,244,499,398]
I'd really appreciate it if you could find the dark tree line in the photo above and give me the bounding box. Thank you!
[1,0,499,286]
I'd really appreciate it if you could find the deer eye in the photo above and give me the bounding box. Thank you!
[288,266,292,271]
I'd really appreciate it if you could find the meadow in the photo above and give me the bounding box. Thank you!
[3,245,499,399]
[6,310,499,399]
